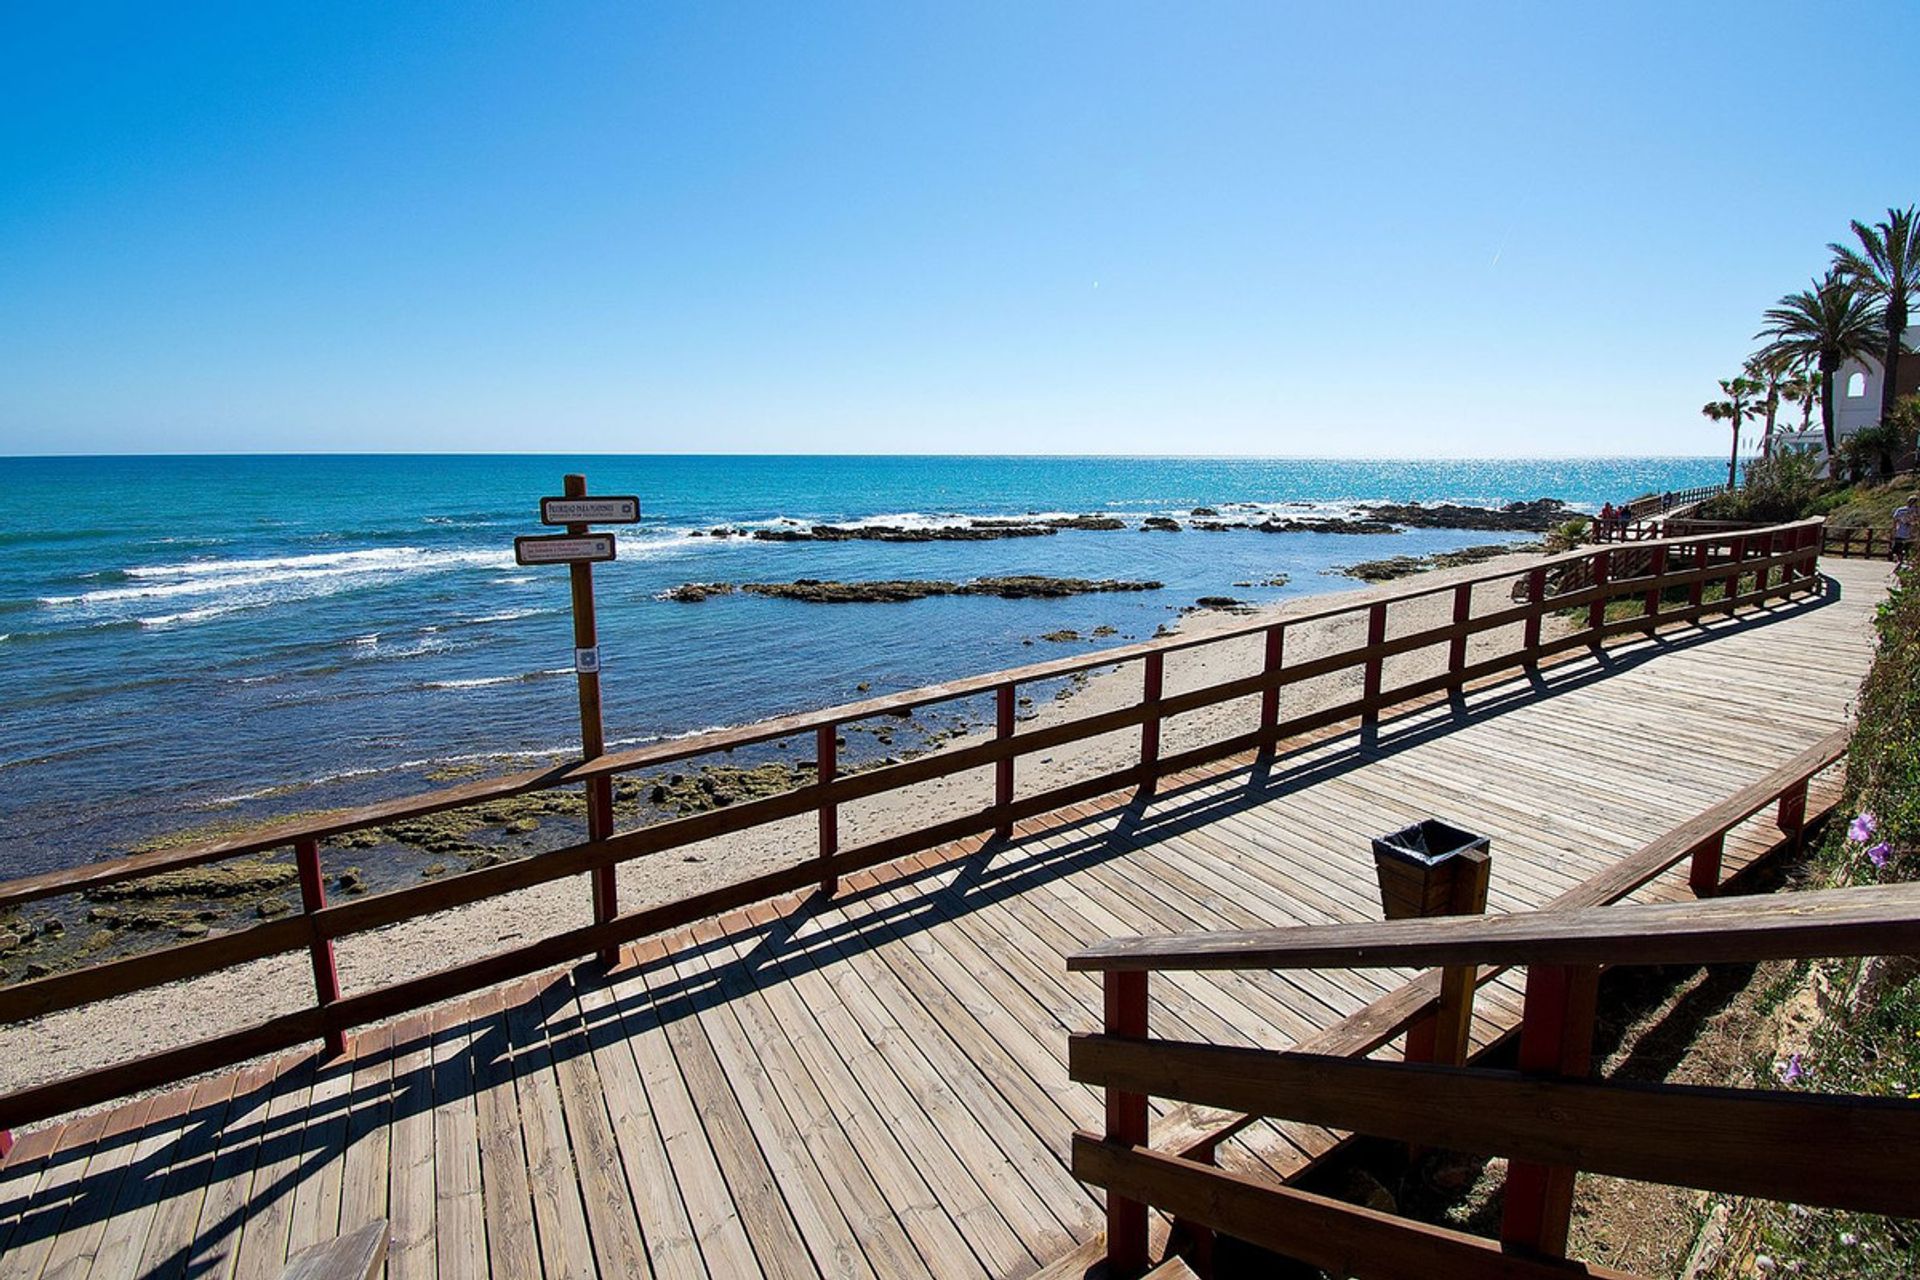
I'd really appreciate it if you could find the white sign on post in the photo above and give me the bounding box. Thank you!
[513,533,617,565]
[540,496,642,526]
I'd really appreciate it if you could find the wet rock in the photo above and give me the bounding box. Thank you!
[1040,630,1081,642]
[88,858,297,901]
[1141,516,1182,532]
[1190,507,1219,516]
[1254,517,1400,535]
[1359,498,1568,532]
[719,576,1162,604]
[664,582,735,602]
[1091,625,1117,636]
[335,869,365,895]
[1045,514,1127,530]
[256,896,292,918]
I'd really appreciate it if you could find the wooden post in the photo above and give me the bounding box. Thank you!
[1377,841,1491,1067]
[1724,535,1745,612]
[1447,582,1470,679]
[1689,543,1707,609]
[816,723,838,895]
[1432,850,1492,1067]
[296,837,347,1058]
[1361,602,1387,729]
[1140,652,1164,786]
[1585,550,1610,633]
[1688,831,1727,897]
[994,683,1016,840]
[1499,963,1599,1258]
[561,474,620,966]
[1258,625,1284,744]
[1778,778,1809,844]
[1523,567,1547,660]
[1104,970,1150,1275]
[1644,545,1666,623]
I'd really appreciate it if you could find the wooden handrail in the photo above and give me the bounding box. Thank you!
[0,518,1827,1133]
[1072,1138,1648,1280]
[1069,880,1918,973]
[1071,1036,1920,1216]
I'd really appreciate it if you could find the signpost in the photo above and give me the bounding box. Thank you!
[518,473,637,966]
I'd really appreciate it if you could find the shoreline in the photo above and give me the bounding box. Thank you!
[1,546,1569,1107]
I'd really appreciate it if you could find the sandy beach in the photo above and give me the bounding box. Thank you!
[4,549,1569,1111]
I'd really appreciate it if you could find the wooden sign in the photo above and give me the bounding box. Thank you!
[540,495,641,526]
[514,533,617,565]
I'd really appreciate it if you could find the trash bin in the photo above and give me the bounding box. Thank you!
[1370,818,1491,922]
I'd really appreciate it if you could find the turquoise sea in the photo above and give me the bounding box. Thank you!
[0,454,1722,878]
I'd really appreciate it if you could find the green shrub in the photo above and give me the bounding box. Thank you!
[1696,452,1824,522]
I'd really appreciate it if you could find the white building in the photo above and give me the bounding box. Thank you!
[1773,323,1920,455]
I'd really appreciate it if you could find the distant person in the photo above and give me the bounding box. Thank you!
[1894,495,1916,564]
[1598,502,1616,539]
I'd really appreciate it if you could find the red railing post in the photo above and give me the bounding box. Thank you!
[1447,582,1470,679]
[1361,602,1387,728]
[296,837,347,1059]
[994,683,1016,840]
[1500,963,1598,1258]
[1690,542,1707,609]
[1140,653,1164,786]
[1688,831,1727,897]
[1644,545,1666,623]
[816,723,838,895]
[1258,624,1285,744]
[1586,550,1610,633]
[1103,970,1150,1275]
[1523,567,1547,660]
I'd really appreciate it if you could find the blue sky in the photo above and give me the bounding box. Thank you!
[2,2,1915,457]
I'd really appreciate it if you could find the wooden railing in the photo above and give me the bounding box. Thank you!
[1069,880,1920,1279]
[1624,482,1727,520]
[1822,526,1898,560]
[1592,515,1755,544]
[0,519,1826,1134]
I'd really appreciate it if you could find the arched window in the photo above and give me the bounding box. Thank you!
[1846,371,1867,398]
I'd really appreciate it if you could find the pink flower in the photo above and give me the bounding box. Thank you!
[1849,812,1879,843]
[1868,842,1892,868]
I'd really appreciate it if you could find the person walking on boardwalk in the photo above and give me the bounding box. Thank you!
[1894,494,1917,564]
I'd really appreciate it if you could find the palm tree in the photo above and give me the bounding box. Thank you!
[1779,364,1818,434]
[1829,206,1919,424]
[1743,351,1792,458]
[1754,273,1883,456]
[1702,375,1764,487]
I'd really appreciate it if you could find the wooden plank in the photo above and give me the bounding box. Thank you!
[284,1050,357,1261]
[231,1052,322,1279]
[382,1015,438,1280]
[30,1096,158,1280]
[180,1056,284,1279]
[1071,1035,1920,1215]
[278,1219,388,1280]
[500,978,598,1280]
[429,1002,487,1280]
[0,1122,66,1259]
[334,1021,394,1250]
[737,901,1039,1278]
[685,916,950,1279]
[1072,1135,1646,1280]
[654,933,859,1280]
[716,913,985,1280]
[464,988,542,1280]
[1070,881,1920,973]
[0,1110,109,1280]
[83,1083,200,1280]
[565,968,706,1280]
[531,972,652,1278]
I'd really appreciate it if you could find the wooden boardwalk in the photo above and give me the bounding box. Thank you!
[0,558,1889,1280]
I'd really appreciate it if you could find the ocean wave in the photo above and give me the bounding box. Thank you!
[423,667,572,691]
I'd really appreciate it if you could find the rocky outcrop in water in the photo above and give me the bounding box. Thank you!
[1358,498,1569,532]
